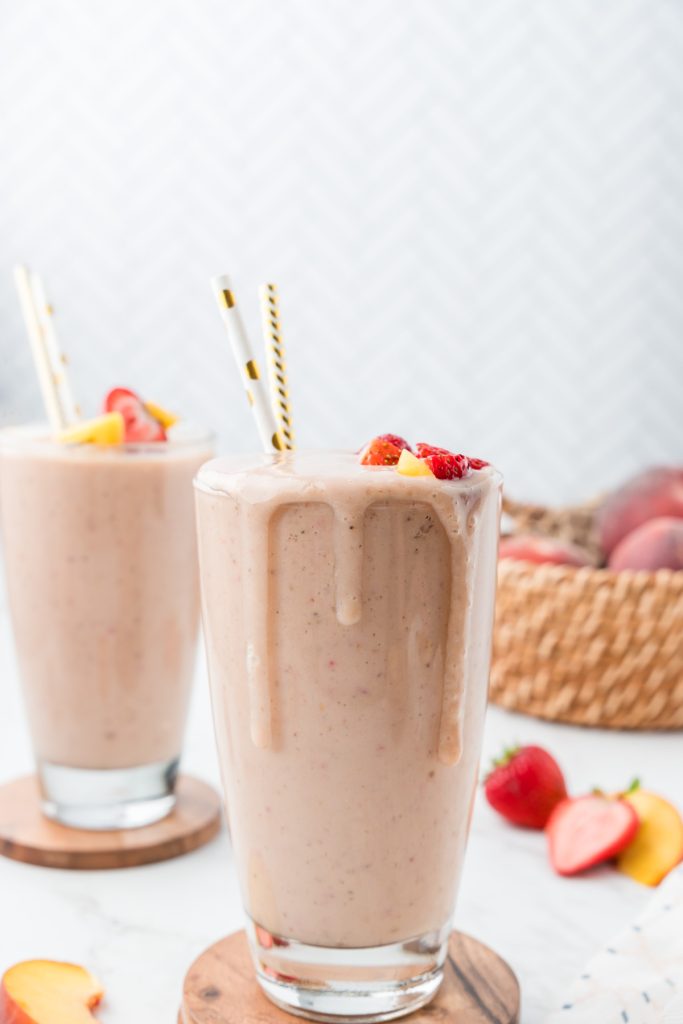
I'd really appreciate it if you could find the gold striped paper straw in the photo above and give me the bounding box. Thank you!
[210,274,286,454]
[30,271,80,426]
[260,283,294,450]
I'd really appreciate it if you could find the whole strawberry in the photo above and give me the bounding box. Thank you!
[484,745,568,829]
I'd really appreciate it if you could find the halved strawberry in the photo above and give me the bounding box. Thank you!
[359,437,402,466]
[469,457,489,470]
[546,795,640,876]
[415,443,470,480]
[377,434,412,453]
[103,387,166,442]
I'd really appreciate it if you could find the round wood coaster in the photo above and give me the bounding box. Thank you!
[179,929,519,1024]
[0,774,221,869]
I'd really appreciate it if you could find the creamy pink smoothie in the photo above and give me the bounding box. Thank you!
[195,452,501,951]
[0,428,212,776]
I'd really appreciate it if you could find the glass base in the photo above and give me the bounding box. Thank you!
[38,757,179,831]
[247,918,449,1022]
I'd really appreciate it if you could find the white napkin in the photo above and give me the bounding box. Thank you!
[546,866,683,1023]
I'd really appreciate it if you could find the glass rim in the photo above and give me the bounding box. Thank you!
[0,422,214,455]
[193,449,503,496]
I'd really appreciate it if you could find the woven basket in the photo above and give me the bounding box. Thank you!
[489,498,683,729]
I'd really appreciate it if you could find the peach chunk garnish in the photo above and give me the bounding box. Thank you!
[58,412,124,446]
[396,449,434,478]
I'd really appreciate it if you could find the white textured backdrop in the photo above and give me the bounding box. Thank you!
[1,0,681,502]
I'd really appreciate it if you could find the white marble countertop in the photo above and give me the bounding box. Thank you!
[0,608,680,1024]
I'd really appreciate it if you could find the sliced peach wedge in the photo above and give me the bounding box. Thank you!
[617,790,683,887]
[58,412,124,446]
[0,960,103,1024]
[143,399,178,429]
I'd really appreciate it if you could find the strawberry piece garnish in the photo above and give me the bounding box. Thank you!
[359,437,402,466]
[103,387,166,442]
[377,434,412,453]
[546,795,640,876]
[484,745,568,829]
[415,442,470,480]
[469,457,489,470]
[415,443,450,456]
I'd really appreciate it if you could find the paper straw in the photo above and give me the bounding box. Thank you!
[259,283,294,450]
[13,265,64,432]
[211,274,286,454]
[30,272,80,426]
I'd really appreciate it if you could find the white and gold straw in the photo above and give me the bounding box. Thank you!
[13,265,64,432]
[259,283,294,450]
[211,274,286,453]
[29,271,80,427]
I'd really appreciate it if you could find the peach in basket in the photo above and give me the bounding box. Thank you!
[491,466,683,730]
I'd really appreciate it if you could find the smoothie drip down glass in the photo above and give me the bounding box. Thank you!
[195,451,501,1021]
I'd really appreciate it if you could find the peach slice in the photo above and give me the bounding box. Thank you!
[0,960,103,1024]
[396,449,434,478]
[617,790,683,886]
[58,412,124,446]
[143,400,178,429]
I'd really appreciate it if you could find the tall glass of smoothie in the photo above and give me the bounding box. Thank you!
[0,397,213,830]
[195,442,501,1020]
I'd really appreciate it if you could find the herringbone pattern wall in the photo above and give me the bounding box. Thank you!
[1,0,681,502]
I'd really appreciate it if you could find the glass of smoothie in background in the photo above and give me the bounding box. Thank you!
[0,407,213,830]
[194,446,501,1020]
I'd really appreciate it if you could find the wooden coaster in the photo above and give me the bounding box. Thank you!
[179,929,519,1023]
[0,774,221,870]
